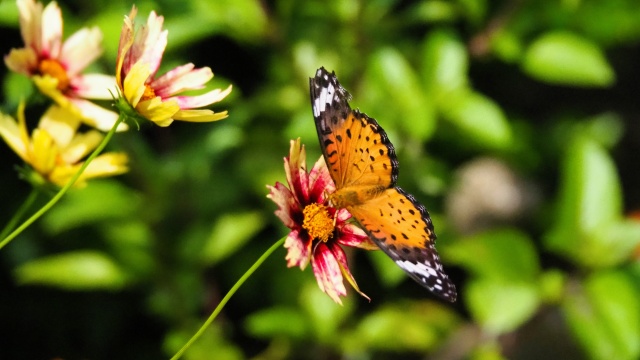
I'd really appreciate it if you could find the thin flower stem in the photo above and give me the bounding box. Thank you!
[0,189,39,241]
[170,237,285,360]
[0,115,125,250]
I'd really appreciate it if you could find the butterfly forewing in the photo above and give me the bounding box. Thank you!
[310,68,398,189]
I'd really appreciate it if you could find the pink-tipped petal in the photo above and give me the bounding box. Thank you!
[17,0,43,52]
[284,229,310,269]
[338,223,377,250]
[170,85,232,109]
[60,27,103,76]
[329,242,370,301]
[311,243,347,304]
[133,11,168,78]
[308,155,335,204]
[151,65,213,96]
[116,6,137,84]
[40,0,62,58]
[148,63,195,94]
[266,182,300,229]
[71,74,117,100]
[285,139,311,205]
[69,98,128,132]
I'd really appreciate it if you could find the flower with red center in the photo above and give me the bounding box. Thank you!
[4,0,126,132]
[267,138,377,304]
[115,6,232,127]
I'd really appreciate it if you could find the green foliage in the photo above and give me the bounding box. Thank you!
[1,0,640,359]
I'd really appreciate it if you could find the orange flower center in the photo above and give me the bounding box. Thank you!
[302,203,334,242]
[38,59,70,91]
[140,85,156,101]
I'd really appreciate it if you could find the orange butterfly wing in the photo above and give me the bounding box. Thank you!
[310,67,457,302]
[349,188,457,301]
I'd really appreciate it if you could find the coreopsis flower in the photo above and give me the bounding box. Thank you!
[3,0,125,132]
[114,6,232,127]
[0,103,128,188]
[267,138,377,304]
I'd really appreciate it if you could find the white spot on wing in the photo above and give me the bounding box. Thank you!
[395,260,439,279]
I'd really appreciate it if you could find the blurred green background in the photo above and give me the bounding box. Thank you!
[1,0,640,359]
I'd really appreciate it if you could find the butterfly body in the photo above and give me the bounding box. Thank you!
[310,67,457,302]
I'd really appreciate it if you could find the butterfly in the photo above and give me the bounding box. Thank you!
[309,67,457,302]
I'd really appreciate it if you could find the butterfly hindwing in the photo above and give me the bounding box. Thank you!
[348,187,457,302]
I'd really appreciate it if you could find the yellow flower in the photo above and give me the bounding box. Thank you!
[4,0,126,132]
[115,6,232,127]
[0,103,128,188]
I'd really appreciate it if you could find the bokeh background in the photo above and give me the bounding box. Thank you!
[1,0,640,359]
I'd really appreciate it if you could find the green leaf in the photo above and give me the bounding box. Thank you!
[563,271,640,360]
[245,307,309,339]
[201,211,266,264]
[522,31,615,87]
[362,47,436,141]
[346,301,459,352]
[42,180,141,234]
[440,90,512,150]
[15,251,127,290]
[445,228,540,282]
[421,30,468,101]
[544,134,638,267]
[300,281,354,343]
[466,279,539,335]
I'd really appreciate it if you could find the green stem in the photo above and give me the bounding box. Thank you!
[0,115,125,250]
[170,237,285,360]
[0,189,39,241]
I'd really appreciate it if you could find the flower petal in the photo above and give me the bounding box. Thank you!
[116,6,137,87]
[132,11,168,78]
[308,155,335,204]
[30,128,57,175]
[284,229,310,270]
[169,84,232,109]
[328,242,370,301]
[267,182,301,229]
[17,0,43,51]
[311,243,347,304]
[38,105,80,148]
[285,138,310,204]
[40,0,62,58]
[68,98,128,132]
[123,61,151,107]
[4,47,38,75]
[151,64,212,96]
[135,97,179,125]
[60,27,103,76]
[0,113,28,162]
[171,109,228,122]
[338,223,378,250]
[71,74,117,100]
[81,152,128,179]
[60,130,103,164]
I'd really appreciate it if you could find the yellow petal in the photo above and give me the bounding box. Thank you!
[4,47,38,74]
[172,109,229,122]
[123,61,151,107]
[30,128,58,175]
[61,130,103,164]
[0,113,28,162]
[135,97,179,126]
[38,105,81,148]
